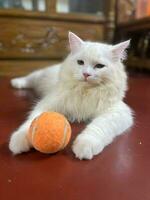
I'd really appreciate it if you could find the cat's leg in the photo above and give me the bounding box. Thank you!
[11,64,60,96]
[9,94,56,154]
[72,102,133,160]
[10,68,45,89]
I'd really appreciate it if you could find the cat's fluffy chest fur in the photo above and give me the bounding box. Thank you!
[51,76,121,122]
[55,83,100,122]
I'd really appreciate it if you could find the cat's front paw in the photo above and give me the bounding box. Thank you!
[9,131,31,155]
[72,134,103,160]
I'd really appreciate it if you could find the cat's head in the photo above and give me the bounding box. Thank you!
[63,32,130,85]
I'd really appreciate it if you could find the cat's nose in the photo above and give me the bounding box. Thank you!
[83,73,91,79]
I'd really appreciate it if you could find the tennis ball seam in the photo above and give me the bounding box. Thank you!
[60,119,69,150]
[31,125,36,143]
[31,117,39,148]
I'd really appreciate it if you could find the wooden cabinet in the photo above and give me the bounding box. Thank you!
[0,17,104,59]
[0,0,115,76]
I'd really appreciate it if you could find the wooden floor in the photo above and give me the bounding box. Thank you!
[0,74,150,200]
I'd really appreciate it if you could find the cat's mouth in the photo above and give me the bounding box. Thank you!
[84,77,89,81]
[78,74,97,84]
[82,76,100,85]
[82,77,94,84]
[84,76,95,82]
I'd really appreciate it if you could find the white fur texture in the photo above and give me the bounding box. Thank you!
[9,32,133,159]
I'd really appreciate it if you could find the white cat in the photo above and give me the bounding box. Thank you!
[9,32,133,160]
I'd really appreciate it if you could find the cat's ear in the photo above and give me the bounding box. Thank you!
[111,40,130,61]
[68,32,84,53]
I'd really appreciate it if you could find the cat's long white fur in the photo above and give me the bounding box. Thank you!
[9,32,133,159]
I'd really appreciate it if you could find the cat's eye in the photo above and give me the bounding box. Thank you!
[94,64,105,69]
[77,60,84,65]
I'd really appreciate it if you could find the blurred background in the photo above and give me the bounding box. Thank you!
[0,0,149,76]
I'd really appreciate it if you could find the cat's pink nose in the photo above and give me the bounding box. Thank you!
[83,73,91,79]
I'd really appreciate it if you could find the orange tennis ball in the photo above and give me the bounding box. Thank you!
[27,112,71,153]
